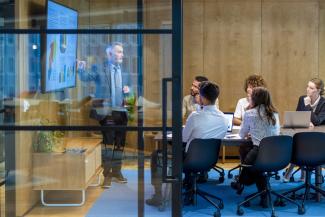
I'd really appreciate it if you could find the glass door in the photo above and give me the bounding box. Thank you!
[0,0,182,217]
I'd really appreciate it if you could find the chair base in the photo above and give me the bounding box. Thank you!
[237,176,303,217]
[228,164,241,179]
[280,169,325,209]
[184,174,223,216]
[213,166,225,183]
[281,182,325,206]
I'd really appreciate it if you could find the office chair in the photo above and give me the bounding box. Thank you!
[183,139,223,217]
[236,136,303,217]
[213,165,225,183]
[227,165,240,178]
[226,139,281,180]
[228,149,280,181]
[276,132,325,212]
[228,164,280,181]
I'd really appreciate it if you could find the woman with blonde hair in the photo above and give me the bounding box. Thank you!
[283,78,325,182]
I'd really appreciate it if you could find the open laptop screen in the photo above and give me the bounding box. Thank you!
[224,112,234,132]
[283,111,311,128]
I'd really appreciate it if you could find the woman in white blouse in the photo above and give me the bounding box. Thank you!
[233,75,267,126]
[231,87,280,208]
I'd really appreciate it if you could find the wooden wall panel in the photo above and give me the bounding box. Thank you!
[183,0,323,121]
[144,0,171,29]
[143,34,162,125]
[261,1,319,119]
[88,0,137,27]
[183,0,204,97]
[203,0,262,111]
[142,1,172,126]
[319,1,325,80]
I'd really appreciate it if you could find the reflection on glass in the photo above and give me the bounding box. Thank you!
[0,34,173,129]
[0,34,16,99]
[45,1,78,92]
[10,0,172,30]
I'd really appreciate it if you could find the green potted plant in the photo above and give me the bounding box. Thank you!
[124,93,136,122]
[32,119,65,153]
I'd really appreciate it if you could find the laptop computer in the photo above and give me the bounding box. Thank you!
[283,111,311,128]
[224,112,234,133]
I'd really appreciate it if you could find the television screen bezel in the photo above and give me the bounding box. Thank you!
[41,0,78,93]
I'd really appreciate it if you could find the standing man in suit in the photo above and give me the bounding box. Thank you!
[78,42,130,188]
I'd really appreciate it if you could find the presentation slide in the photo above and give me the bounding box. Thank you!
[45,0,78,92]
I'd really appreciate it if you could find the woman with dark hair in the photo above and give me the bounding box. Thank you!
[231,87,280,207]
[283,78,325,182]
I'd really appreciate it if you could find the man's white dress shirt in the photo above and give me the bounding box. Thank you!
[182,105,228,152]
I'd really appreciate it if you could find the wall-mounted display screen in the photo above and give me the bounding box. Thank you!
[43,0,78,92]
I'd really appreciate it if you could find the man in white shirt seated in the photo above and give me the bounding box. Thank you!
[146,81,228,207]
[183,81,228,152]
[182,81,228,204]
[182,76,220,183]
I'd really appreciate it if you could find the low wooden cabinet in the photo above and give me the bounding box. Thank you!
[33,137,102,206]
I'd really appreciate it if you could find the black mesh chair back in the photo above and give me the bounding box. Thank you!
[183,138,222,174]
[292,132,325,167]
[279,132,325,213]
[253,135,293,172]
[182,138,223,217]
[236,135,304,217]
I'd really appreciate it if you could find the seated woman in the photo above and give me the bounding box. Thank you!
[283,78,325,182]
[234,75,267,126]
[231,87,280,208]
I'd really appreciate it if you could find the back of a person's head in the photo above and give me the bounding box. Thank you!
[244,74,267,92]
[251,87,277,125]
[195,76,208,83]
[251,87,271,107]
[199,81,219,104]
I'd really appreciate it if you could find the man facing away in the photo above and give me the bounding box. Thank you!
[78,42,130,188]
[182,76,220,182]
[146,81,228,206]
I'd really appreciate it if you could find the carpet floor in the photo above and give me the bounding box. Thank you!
[86,169,325,217]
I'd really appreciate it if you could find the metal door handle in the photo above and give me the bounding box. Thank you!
[162,78,178,183]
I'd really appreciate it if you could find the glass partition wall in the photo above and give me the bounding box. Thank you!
[0,1,182,217]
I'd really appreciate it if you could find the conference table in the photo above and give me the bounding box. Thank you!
[153,125,325,201]
[154,126,325,159]
[153,127,246,163]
